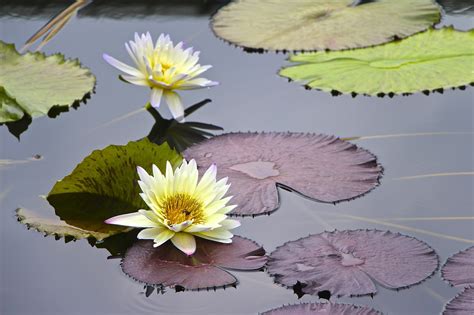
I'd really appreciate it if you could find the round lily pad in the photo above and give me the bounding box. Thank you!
[184,132,382,216]
[261,303,381,315]
[121,235,267,290]
[442,246,474,287]
[280,27,474,97]
[267,230,438,297]
[0,41,95,137]
[443,287,474,315]
[211,0,441,52]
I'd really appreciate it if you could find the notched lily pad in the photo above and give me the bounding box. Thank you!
[443,287,474,315]
[280,28,474,97]
[184,132,382,216]
[442,246,474,287]
[16,208,113,242]
[47,139,181,235]
[121,236,267,291]
[261,303,382,315]
[0,41,95,137]
[267,230,438,297]
[211,0,441,52]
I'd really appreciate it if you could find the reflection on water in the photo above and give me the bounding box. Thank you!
[0,1,473,315]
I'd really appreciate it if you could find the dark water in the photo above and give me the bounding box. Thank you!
[0,1,473,314]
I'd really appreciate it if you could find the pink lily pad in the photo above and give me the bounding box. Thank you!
[184,133,382,216]
[443,287,474,315]
[261,303,382,315]
[442,246,474,287]
[121,235,267,291]
[267,230,438,297]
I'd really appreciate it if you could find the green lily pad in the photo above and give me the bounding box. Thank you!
[16,208,114,242]
[280,27,474,96]
[47,139,182,235]
[211,0,441,52]
[0,41,95,136]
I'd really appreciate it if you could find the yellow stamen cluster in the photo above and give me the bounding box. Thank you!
[161,193,204,225]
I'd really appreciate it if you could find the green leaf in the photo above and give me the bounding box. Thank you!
[47,139,182,235]
[16,208,113,242]
[0,41,95,126]
[280,27,474,96]
[211,0,441,52]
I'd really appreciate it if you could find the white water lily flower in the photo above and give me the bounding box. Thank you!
[103,33,218,122]
[105,159,240,256]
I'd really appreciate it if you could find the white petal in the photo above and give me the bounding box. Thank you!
[219,219,241,230]
[103,54,142,77]
[150,88,163,108]
[184,224,213,233]
[177,78,219,90]
[195,228,233,242]
[120,75,149,86]
[105,212,156,228]
[153,229,175,248]
[137,227,165,240]
[204,213,227,227]
[163,91,185,122]
[171,233,196,255]
[168,220,193,232]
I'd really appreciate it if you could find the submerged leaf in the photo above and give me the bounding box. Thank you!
[280,28,474,96]
[261,303,381,315]
[211,0,440,52]
[184,132,382,216]
[443,287,474,315]
[47,139,181,235]
[267,230,438,297]
[16,208,113,241]
[0,41,95,136]
[121,236,267,290]
[442,246,474,287]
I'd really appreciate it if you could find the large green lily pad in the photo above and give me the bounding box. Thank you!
[211,0,441,52]
[280,27,474,96]
[0,41,95,135]
[47,139,181,235]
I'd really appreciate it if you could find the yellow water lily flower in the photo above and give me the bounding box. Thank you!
[103,33,218,122]
[105,159,240,255]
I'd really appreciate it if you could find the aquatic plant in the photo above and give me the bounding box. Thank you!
[104,33,218,121]
[0,41,95,138]
[280,27,474,97]
[211,0,441,52]
[267,230,439,297]
[261,303,382,315]
[106,159,240,255]
[184,132,382,216]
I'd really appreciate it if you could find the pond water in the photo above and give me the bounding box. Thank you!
[0,1,473,314]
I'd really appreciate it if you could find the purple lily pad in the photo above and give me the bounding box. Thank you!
[443,287,474,315]
[183,132,382,216]
[442,246,474,287]
[267,230,438,297]
[121,235,267,291]
[261,303,382,315]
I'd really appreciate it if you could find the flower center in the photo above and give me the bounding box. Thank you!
[160,193,204,225]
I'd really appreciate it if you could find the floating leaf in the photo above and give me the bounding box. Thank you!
[184,132,382,216]
[211,0,441,52]
[16,208,113,242]
[47,139,181,235]
[121,236,267,290]
[442,246,474,287]
[267,230,438,297]
[261,303,381,315]
[443,287,474,315]
[0,41,95,137]
[280,28,474,97]
[147,99,223,153]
